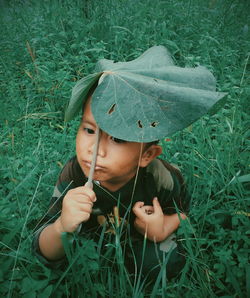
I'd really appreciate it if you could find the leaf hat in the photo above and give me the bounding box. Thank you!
[65,46,227,142]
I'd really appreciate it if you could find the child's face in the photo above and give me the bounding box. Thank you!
[76,98,162,191]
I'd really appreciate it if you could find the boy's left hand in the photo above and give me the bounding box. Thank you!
[133,197,165,239]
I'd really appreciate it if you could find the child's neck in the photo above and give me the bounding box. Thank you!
[100,172,139,192]
[100,180,128,192]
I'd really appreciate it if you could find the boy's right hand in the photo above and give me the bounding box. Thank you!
[55,186,96,233]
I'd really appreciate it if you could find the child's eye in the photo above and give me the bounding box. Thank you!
[111,136,127,144]
[84,128,95,135]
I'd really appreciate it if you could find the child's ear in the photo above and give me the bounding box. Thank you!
[139,145,162,167]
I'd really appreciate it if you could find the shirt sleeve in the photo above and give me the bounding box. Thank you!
[159,160,191,215]
[32,156,85,267]
[145,159,191,215]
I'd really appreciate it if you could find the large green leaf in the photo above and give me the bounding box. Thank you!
[95,45,174,72]
[64,72,102,121]
[91,68,226,142]
[65,46,227,142]
[65,46,173,122]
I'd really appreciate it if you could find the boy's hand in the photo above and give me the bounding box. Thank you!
[133,197,165,239]
[56,186,96,233]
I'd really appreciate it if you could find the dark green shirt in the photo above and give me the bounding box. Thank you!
[33,156,190,264]
[47,156,189,231]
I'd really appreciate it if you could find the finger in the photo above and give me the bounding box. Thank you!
[78,203,93,213]
[69,186,96,202]
[79,201,94,212]
[74,211,91,224]
[133,207,150,219]
[84,181,93,189]
[132,201,144,216]
[74,194,95,205]
[140,205,154,215]
[134,217,145,228]
[70,186,95,196]
[133,201,144,209]
[83,187,96,202]
[65,193,94,207]
[152,197,163,214]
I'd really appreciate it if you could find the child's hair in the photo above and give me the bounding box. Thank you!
[144,140,159,148]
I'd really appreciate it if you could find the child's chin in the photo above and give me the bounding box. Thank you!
[92,173,105,182]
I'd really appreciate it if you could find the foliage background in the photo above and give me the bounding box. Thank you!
[0,0,249,297]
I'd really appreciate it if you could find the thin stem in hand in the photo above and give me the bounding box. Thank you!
[85,126,100,189]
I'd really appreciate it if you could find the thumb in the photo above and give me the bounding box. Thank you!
[132,201,144,217]
[84,181,93,189]
[152,197,163,214]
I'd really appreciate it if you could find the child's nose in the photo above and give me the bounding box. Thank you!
[97,137,107,157]
[91,131,107,158]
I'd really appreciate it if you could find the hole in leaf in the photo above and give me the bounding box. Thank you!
[150,121,158,127]
[137,120,143,128]
[108,104,116,115]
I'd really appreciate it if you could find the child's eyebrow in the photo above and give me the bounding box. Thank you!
[82,119,96,126]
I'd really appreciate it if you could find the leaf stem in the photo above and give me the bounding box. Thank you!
[77,127,100,233]
[85,127,100,189]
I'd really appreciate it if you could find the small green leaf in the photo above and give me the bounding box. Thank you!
[38,285,53,298]
[235,174,250,184]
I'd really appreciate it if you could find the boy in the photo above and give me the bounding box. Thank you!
[33,46,226,280]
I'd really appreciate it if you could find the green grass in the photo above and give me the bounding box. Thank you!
[0,0,249,297]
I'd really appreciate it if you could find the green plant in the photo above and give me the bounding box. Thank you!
[1,0,249,297]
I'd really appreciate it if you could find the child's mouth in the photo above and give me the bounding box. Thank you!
[84,161,104,171]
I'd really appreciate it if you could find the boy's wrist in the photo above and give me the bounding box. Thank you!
[54,217,65,235]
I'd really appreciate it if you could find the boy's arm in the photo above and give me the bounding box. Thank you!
[38,186,96,260]
[38,218,66,260]
[133,197,186,242]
